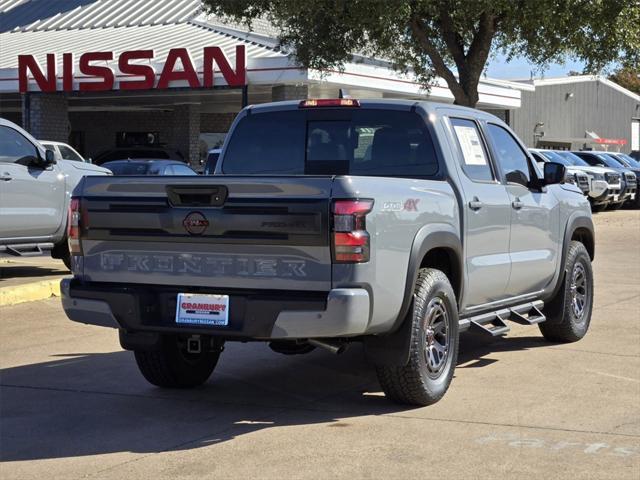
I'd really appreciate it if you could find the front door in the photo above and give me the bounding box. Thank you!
[447,116,512,308]
[485,123,559,297]
[0,125,65,239]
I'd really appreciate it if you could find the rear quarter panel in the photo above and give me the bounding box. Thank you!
[331,176,458,334]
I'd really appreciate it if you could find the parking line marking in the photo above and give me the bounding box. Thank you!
[586,369,640,383]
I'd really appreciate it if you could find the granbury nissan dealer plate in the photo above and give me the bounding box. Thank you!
[175,293,229,326]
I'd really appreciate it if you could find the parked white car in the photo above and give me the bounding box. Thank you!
[529,148,620,211]
[40,140,87,163]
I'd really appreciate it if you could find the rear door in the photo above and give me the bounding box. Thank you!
[484,123,559,297]
[78,176,333,291]
[446,116,511,307]
[0,125,65,239]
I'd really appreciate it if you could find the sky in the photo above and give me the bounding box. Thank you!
[484,54,587,80]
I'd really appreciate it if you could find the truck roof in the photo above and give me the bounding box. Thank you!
[244,98,501,122]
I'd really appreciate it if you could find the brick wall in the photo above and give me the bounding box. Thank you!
[172,104,201,166]
[68,110,174,159]
[23,94,69,141]
[201,112,237,133]
[272,85,308,102]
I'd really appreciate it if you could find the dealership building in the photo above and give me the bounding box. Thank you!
[1,0,638,166]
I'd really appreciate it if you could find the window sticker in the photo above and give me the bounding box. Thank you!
[454,125,488,166]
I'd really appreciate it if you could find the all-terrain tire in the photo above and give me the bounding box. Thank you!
[134,336,221,388]
[539,241,593,343]
[51,240,71,270]
[376,268,459,406]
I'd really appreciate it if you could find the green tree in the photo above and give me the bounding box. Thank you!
[203,0,640,107]
[609,67,640,95]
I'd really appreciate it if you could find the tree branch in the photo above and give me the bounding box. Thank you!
[409,15,467,103]
[438,7,466,72]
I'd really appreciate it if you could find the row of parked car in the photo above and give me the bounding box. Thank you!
[529,149,639,211]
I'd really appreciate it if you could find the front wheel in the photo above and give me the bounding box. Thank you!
[134,335,222,388]
[539,241,593,343]
[376,268,459,406]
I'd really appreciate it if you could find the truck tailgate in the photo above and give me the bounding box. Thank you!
[77,176,332,291]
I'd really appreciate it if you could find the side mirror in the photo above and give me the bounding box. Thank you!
[43,149,57,166]
[543,161,566,185]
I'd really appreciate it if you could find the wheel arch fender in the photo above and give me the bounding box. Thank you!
[543,213,594,317]
[364,223,462,367]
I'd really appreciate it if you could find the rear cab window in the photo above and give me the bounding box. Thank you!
[449,118,494,182]
[222,108,439,178]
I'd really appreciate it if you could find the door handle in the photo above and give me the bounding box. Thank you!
[512,198,524,210]
[0,172,12,181]
[468,197,483,210]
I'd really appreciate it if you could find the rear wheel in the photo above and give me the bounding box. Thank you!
[539,241,593,343]
[51,240,71,270]
[376,268,459,406]
[134,335,222,388]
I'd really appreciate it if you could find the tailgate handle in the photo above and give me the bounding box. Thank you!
[166,185,228,207]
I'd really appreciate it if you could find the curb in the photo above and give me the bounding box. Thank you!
[0,278,64,307]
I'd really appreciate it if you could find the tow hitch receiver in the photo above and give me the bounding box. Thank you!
[187,335,201,354]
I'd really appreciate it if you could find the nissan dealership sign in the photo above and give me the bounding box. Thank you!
[16,45,246,93]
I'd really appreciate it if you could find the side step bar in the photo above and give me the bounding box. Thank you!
[0,243,53,258]
[459,300,546,336]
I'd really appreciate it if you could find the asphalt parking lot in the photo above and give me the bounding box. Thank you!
[0,210,638,480]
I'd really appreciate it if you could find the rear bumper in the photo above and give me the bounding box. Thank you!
[61,278,370,340]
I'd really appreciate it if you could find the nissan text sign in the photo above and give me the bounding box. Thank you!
[17,45,246,93]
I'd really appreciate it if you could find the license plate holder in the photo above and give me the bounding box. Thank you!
[175,293,229,326]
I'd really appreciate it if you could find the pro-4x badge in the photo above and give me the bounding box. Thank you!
[183,212,209,235]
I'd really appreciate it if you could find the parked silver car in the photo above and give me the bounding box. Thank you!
[0,119,110,268]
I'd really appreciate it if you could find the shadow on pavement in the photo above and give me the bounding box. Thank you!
[0,265,68,281]
[0,332,554,462]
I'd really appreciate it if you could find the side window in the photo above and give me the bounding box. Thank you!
[58,145,83,162]
[0,126,38,163]
[487,123,531,186]
[450,118,493,182]
[172,165,196,175]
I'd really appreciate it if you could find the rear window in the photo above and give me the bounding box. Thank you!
[105,163,150,175]
[222,109,439,177]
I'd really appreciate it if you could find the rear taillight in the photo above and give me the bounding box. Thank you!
[299,99,360,108]
[332,199,373,263]
[68,197,82,255]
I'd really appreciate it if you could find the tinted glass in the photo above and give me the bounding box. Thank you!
[58,144,83,162]
[222,109,438,177]
[172,164,197,175]
[487,124,531,186]
[450,118,493,181]
[223,111,306,174]
[538,150,571,166]
[104,162,150,175]
[555,151,590,167]
[204,152,220,175]
[0,126,37,163]
[618,153,640,168]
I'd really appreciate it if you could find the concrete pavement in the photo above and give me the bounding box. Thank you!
[0,210,638,479]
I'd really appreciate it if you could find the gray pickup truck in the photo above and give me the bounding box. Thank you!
[61,99,595,406]
[0,118,110,268]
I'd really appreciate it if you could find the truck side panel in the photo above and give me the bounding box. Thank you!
[331,176,459,334]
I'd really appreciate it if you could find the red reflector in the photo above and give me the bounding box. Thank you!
[299,99,360,108]
[333,199,373,215]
